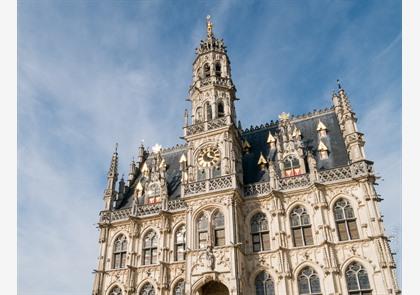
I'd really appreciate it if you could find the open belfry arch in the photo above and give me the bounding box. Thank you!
[92,16,399,295]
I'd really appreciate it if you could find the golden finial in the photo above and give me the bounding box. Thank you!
[279,112,290,121]
[206,15,213,37]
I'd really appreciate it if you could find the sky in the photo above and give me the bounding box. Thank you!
[17,1,401,294]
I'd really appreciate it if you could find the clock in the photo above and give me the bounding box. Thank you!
[197,146,221,167]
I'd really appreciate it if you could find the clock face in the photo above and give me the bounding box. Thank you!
[197,146,221,167]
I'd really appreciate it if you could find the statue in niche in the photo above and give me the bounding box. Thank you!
[205,245,215,270]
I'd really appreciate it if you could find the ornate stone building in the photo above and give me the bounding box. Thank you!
[92,17,400,295]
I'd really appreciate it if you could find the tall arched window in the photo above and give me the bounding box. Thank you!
[173,280,185,295]
[251,213,270,252]
[203,63,210,78]
[213,211,225,246]
[334,198,359,241]
[112,234,127,269]
[217,102,224,117]
[143,230,158,265]
[205,101,212,121]
[215,62,222,77]
[109,286,122,295]
[195,107,203,123]
[298,267,322,295]
[175,225,186,261]
[345,262,371,295]
[284,155,301,176]
[197,214,209,249]
[140,282,156,295]
[255,271,275,295]
[290,206,314,247]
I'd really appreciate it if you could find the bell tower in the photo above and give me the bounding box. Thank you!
[182,16,242,184]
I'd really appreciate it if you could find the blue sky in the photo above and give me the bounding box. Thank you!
[18,1,401,294]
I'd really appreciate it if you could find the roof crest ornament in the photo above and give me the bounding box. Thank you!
[206,15,214,38]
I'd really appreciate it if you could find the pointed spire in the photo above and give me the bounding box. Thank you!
[242,139,251,153]
[238,120,242,130]
[141,162,149,176]
[316,120,328,131]
[318,141,329,151]
[184,109,189,127]
[138,142,145,164]
[257,152,268,167]
[179,153,187,163]
[292,126,302,138]
[107,143,119,183]
[267,131,276,144]
[128,157,136,183]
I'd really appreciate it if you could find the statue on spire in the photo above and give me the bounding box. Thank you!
[206,15,214,38]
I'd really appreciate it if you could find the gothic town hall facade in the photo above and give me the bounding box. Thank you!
[92,18,400,295]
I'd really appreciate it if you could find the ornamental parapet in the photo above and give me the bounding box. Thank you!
[185,116,229,136]
[244,160,374,198]
[184,174,235,197]
[99,200,188,222]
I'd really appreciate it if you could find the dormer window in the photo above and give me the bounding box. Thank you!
[316,120,328,138]
[146,182,161,204]
[318,141,329,160]
[215,62,221,77]
[203,63,210,78]
[284,155,301,177]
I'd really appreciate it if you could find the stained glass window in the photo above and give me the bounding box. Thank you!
[251,213,270,252]
[345,262,372,295]
[143,231,158,265]
[290,206,314,247]
[175,225,186,261]
[140,282,155,295]
[112,235,127,269]
[298,267,322,294]
[255,271,275,295]
[284,155,301,176]
[334,199,359,241]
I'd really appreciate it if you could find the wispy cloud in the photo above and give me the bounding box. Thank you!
[18,1,401,293]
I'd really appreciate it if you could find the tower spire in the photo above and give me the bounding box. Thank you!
[103,143,119,210]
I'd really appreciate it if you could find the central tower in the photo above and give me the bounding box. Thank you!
[183,16,242,186]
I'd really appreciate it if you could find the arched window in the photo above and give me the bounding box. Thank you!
[255,271,275,295]
[173,280,185,295]
[203,63,210,78]
[140,282,156,295]
[217,102,224,117]
[284,155,301,176]
[251,213,270,252]
[334,198,359,241]
[345,262,371,295]
[215,62,222,77]
[298,267,322,295]
[197,214,209,249]
[112,235,127,269]
[109,286,122,295]
[213,211,225,246]
[175,225,186,261]
[205,101,212,121]
[290,206,314,247]
[143,231,158,265]
[195,107,203,123]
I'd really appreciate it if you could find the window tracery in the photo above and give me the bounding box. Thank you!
[112,234,127,269]
[197,214,209,249]
[251,213,270,252]
[175,225,186,261]
[334,198,359,241]
[143,230,158,265]
[290,206,314,247]
[203,63,210,78]
[345,262,371,295]
[173,280,185,295]
[213,211,225,246]
[109,286,122,295]
[298,267,322,294]
[284,155,302,176]
[140,282,155,295]
[255,271,275,295]
[215,62,221,77]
